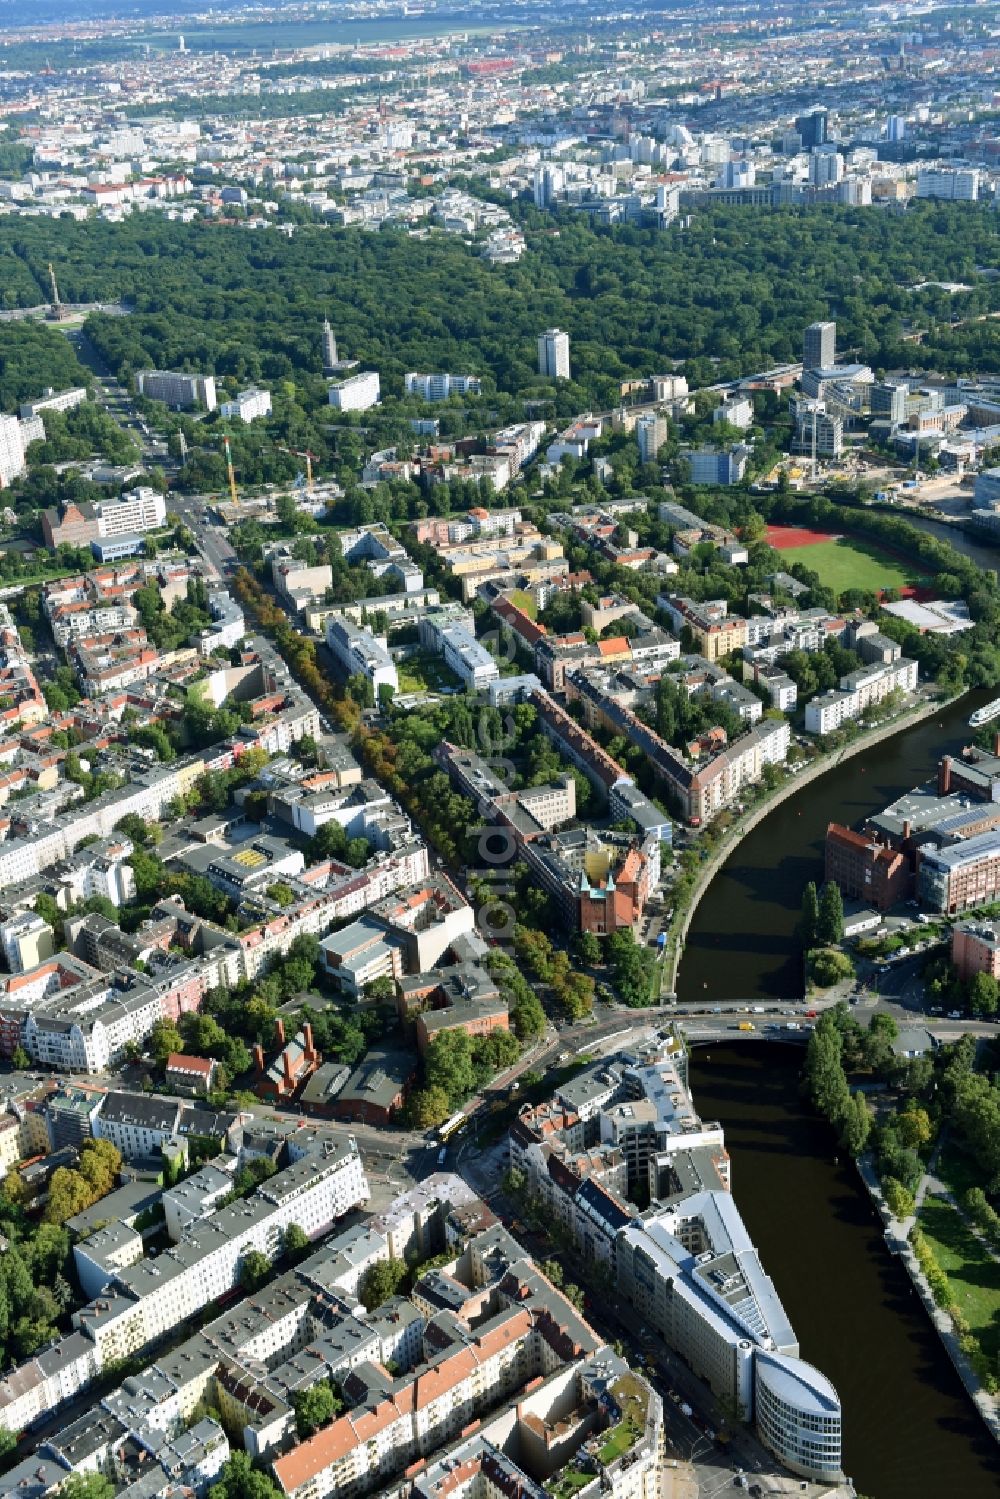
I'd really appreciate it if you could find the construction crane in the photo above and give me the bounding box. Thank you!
[46,262,69,322]
[222,435,239,507]
[277,445,316,491]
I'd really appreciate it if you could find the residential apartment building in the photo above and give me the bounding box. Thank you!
[916,167,979,202]
[328,372,380,411]
[403,373,481,401]
[804,658,917,734]
[416,614,498,689]
[537,328,570,380]
[636,411,667,464]
[135,371,217,411]
[951,920,1000,982]
[325,616,398,697]
[219,388,272,422]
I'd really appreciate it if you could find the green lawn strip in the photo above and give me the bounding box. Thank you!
[509,589,538,619]
[778,536,923,596]
[919,1195,1000,1362]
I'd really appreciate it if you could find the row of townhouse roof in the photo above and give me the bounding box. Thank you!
[0,1120,369,1441]
[4,1161,661,1499]
[565,668,791,825]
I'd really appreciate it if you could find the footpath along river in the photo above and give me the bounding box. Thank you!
[681,684,1000,1498]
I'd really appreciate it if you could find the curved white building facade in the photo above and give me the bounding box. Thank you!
[754,1348,843,1481]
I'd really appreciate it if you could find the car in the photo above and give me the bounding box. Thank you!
[930,1006,943,1015]
[948,1010,962,1019]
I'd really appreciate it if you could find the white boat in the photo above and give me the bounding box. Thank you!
[969,698,1000,728]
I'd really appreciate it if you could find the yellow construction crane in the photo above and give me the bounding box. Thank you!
[223,435,238,507]
[277,445,316,492]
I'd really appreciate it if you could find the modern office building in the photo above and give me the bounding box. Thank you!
[803,321,836,371]
[809,149,843,187]
[328,371,380,411]
[795,109,828,150]
[135,370,217,411]
[886,114,906,142]
[538,327,571,380]
[688,447,748,486]
[919,829,1000,914]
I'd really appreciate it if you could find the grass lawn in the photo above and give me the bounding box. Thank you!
[778,536,924,597]
[396,651,463,694]
[509,588,538,619]
[919,1195,1000,1363]
[547,1470,592,1499]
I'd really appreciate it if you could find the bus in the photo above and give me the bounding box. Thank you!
[437,1112,467,1144]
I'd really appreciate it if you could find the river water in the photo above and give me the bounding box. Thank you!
[680,534,1000,1496]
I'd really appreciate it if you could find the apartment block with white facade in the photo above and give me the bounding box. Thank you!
[805,657,918,734]
[328,371,380,411]
[220,388,272,422]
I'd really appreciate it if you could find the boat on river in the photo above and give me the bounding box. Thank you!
[969,698,1000,729]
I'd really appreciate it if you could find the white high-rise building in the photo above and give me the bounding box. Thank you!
[328,371,380,411]
[322,318,338,372]
[803,321,836,371]
[809,149,844,186]
[0,416,25,488]
[636,412,667,465]
[538,328,571,380]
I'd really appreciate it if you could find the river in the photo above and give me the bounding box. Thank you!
[681,680,1000,1493]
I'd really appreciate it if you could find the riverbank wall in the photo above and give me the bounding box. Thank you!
[666,689,965,995]
[853,1154,1000,1445]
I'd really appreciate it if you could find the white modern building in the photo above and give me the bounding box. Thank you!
[220,388,272,422]
[538,328,571,380]
[636,412,667,465]
[328,371,381,411]
[805,658,918,734]
[95,487,167,537]
[404,373,481,401]
[0,416,26,488]
[325,615,398,696]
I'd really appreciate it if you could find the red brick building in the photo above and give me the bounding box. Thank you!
[824,822,912,911]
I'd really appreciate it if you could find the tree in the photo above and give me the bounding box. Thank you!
[883,1178,915,1220]
[292,1380,341,1438]
[968,970,998,1018]
[896,1106,932,1150]
[817,882,844,946]
[57,1477,115,1499]
[407,1085,451,1130]
[239,1250,271,1293]
[358,1257,408,1311]
[839,1092,871,1157]
[209,1453,284,1499]
[150,1017,183,1064]
[800,881,819,948]
[424,1030,476,1107]
[283,1223,310,1260]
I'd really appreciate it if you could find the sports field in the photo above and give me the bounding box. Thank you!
[767,525,924,596]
